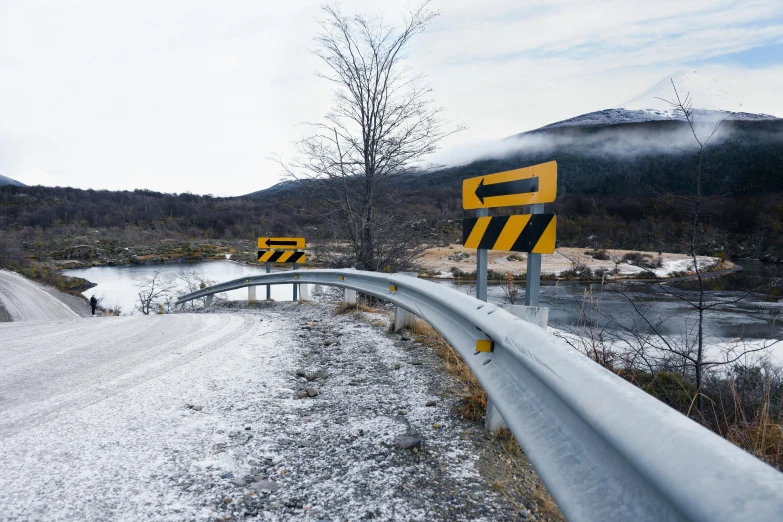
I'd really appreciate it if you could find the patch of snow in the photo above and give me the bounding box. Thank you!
[538,107,778,131]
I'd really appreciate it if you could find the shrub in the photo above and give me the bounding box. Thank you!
[622,252,645,265]
[585,249,610,260]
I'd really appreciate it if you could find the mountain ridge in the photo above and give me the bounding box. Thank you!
[0,175,25,187]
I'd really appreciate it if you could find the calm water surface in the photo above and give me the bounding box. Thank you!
[65,260,305,315]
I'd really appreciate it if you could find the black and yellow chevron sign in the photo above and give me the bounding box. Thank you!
[462,214,556,254]
[257,250,306,263]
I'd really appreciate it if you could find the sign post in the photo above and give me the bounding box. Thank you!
[525,204,544,306]
[461,161,557,305]
[266,262,271,300]
[476,208,488,301]
[257,237,307,302]
[292,264,298,301]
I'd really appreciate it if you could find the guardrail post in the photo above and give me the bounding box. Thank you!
[248,285,256,303]
[393,306,415,332]
[343,288,357,304]
[485,398,508,432]
[299,283,310,301]
[205,294,213,308]
[175,303,183,312]
[498,303,549,329]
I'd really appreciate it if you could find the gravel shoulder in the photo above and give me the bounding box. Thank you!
[0,301,558,521]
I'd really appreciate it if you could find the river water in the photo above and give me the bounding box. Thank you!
[64,259,783,343]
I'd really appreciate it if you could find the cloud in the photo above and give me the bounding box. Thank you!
[0,0,781,196]
[14,169,58,187]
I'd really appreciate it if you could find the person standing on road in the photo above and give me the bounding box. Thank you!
[90,295,98,316]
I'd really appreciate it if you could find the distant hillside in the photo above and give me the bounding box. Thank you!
[244,180,300,199]
[244,115,783,261]
[250,118,783,199]
[406,118,783,196]
[4,70,783,264]
[0,175,25,187]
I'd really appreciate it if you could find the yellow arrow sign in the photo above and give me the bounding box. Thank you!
[258,237,306,250]
[462,161,557,210]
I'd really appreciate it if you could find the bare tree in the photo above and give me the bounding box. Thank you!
[284,3,461,271]
[175,268,217,311]
[604,81,782,420]
[134,270,176,315]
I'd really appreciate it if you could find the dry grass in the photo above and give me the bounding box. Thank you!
[489,428,563,521]
[332,301,376,315]
[396,316,563,520]
[719,379,783,470]
[409,317,487,420]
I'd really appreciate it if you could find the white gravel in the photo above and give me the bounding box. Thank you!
[0,303,531,521]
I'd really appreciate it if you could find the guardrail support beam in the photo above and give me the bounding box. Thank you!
[248,285,256,303]
[205,294,213,308]
[394,306,415,332]
[485,398,508,432]
[343,288,357,304]
[299,283,310,301]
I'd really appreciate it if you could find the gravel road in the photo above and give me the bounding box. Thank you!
[0,302,550,521]
[0,269,88,321]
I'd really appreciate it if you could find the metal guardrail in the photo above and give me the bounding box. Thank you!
[176,269,783,522]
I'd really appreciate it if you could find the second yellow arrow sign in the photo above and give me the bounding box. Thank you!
[258,237,306,250]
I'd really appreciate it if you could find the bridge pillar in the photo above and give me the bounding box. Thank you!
[248,285,256,303]
[485,398,508,432]
[393,306,415,332]
[343,288,357,304]
[205,294,213,308]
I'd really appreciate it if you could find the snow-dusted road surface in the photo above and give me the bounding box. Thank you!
[0,303,544,521]
[0,269,83,321]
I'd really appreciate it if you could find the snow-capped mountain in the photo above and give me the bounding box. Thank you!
[536,70,779,131]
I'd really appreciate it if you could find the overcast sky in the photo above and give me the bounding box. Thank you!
[1,0,782,196]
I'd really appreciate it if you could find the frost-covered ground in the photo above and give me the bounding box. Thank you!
[0,302,548,521]
[417,245,717,279]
